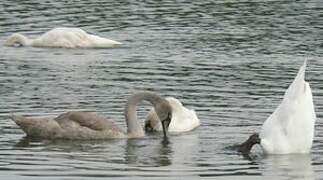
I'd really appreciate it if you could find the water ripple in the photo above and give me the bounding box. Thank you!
[1,0,323,179]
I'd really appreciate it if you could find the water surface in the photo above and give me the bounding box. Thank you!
[1,0,323,179]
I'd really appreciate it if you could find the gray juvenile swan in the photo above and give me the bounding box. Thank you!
[11,92,172,140]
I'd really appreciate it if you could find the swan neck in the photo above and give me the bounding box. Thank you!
[21,35,31,46]
[6,33,32,46]
[16,34,32,46]
[238,134,260,154]
[125,92,164,138]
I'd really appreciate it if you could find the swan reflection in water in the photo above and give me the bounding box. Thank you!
[262,154,314,180]
[15,132,200,168]
[124,133,199,167]
[228,144,314,179]
[124,138,172,167]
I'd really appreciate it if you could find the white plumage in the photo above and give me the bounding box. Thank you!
[145,97,200,133]
[260,60,316,154]
[5,27,121,48]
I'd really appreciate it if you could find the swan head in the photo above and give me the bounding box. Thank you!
[154,100,172,138]
[248,133,261,144]
[238,133,260,154]
[5,33,29,47]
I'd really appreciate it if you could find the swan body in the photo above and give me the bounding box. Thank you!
[260,61,316,154]
[5,27,122,48]
[145,97,200,133]
[12,92,172,140]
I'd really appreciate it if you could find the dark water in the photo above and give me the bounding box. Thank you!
[1,0,323,179]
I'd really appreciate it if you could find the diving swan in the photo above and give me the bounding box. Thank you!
[145,97,200,133]
[5,27,122,48]
[11,92,172,140]
[239,60,316,154]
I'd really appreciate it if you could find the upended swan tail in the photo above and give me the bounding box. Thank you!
[284,60,309,98]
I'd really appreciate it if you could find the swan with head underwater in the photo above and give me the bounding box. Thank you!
[5,27,122,48]
[239,60,316,155]
[11,92,172,140]
[145,97,200,133]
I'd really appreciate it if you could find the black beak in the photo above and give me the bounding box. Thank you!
[161,118,171,138]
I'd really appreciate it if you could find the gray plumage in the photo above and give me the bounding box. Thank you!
[11,92,172,140]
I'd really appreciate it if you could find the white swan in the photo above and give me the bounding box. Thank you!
[5,27,122,48]
[11,92,172,140]
[239,60,316,154]
[145,97,200,133]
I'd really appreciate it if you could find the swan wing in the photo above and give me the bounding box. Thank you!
[54,111,120,132]
[12,111,123,139]
[28,27,121,48]
[33,28,88,48]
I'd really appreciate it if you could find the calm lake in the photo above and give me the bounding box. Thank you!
[1,0,323,179]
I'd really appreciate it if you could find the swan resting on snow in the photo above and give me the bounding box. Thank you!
[145,97,200,133]
[11,92,172,140]
[239,60,316,154]
[5,27,122,48]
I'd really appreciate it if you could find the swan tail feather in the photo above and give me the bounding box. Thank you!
[284,60,308,98]
[10,115,59,138]
[10,114,26,126]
